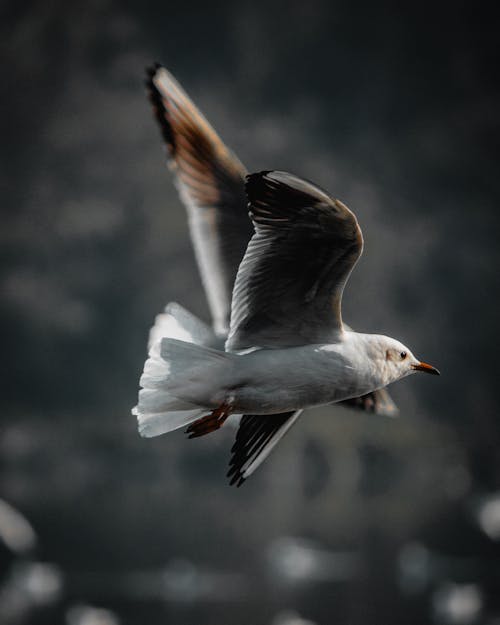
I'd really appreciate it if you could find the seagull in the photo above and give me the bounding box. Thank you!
[133,64,439,486]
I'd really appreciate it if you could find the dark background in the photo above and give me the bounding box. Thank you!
[1,1,499,624]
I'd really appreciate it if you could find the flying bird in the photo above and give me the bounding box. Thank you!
[133,64,439,486]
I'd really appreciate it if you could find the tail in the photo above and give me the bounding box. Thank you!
[133,307,234,438]
[147,302,217,349]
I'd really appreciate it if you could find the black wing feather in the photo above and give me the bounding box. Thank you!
[228,412,299,487]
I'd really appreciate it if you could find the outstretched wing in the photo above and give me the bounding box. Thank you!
[228,411,302,486]
[226,171,363,350]
[146,64,253,335]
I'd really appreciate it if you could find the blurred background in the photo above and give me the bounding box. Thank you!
[1,1,499,624]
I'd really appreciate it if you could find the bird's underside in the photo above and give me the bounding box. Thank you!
[143,64,399,485]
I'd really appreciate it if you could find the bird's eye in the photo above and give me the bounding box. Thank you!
[400,351,407,360]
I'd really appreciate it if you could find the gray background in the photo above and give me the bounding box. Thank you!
[1,1,499,624]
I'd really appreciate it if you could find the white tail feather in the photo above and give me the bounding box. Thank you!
[157,338,233,404]
[148,302,215,349]
[133,405,205,438]
[133,356,206,437]
[134,306,234,438]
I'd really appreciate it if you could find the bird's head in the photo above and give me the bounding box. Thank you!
[375,336,440,385]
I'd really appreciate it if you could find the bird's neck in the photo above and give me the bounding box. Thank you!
[339,330,389,387]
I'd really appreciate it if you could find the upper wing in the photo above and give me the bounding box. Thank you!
[146,64,254,335]
[226,171,363,351]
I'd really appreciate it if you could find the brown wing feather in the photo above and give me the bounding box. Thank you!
[146,64,253,334]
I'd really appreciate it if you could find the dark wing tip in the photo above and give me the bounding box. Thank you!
[144,63,176,154]
[227,468,246,487]
[227,412,296,487]
[245,170,335,226]
[245,170,288,197]
[145,62,163,79]
[244,170,272,189]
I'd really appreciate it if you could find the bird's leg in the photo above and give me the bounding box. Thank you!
[186,401,233,439]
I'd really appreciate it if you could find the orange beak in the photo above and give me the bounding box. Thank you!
[412,361,440,376]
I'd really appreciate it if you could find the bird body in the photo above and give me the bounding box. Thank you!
[133,64,439,485]
[154,332,421,417]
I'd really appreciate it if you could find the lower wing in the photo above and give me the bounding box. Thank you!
[227,411,303,486]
